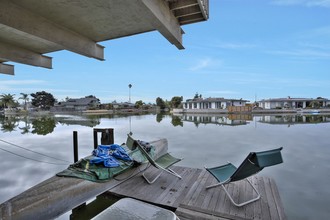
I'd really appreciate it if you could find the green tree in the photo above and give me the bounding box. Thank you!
[0,93,15,108]
[0,115,19,132]
[31,117,56,135]
[19,93,29,110]
[170,96,183,108]
[135,100,144,109]
[30,91,55,110]
[194,92,202,99]
[171,115,183,127]
[156,97,166,109]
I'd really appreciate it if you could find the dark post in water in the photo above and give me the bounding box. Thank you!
[93,128,114,149]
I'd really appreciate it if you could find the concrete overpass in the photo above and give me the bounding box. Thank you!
[0,0,209,75]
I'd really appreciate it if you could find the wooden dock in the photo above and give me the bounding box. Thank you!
[107,165,286,220]
[0,135,286,220]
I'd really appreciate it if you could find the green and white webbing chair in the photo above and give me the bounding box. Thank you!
[126,134,182,184]
[205,147,283,207]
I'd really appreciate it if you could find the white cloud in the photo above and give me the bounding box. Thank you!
[271,0,330,8]
[215,43,256,50]
[0,80,45,86]
[189,58,222,71]
[0,80,46,92]
[267,49,330,59]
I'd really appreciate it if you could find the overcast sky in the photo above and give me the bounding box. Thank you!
[1,0,330,104]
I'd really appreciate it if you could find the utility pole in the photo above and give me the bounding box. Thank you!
[128,84,132,103]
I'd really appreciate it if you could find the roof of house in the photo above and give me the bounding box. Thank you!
[184,97,249,103]
[259,97,329,102]
[61,97,100,106]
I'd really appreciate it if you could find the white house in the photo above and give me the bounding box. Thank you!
[258,97,330,109]
[182,97,248,110]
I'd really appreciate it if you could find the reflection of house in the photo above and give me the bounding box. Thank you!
[182,114,250,126]
[258,97,330,109]
[53,97,100,112]
[258,115,330,125]
[182,97,249,113]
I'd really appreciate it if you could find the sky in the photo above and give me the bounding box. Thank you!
[1,0,330,104]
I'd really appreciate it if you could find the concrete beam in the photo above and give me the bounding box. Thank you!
[140,0,184,49]
[169,0,199,10]
[174,5,201,18]
[0,0,104,60]
[0,63,14,75]
[0,42,52,69]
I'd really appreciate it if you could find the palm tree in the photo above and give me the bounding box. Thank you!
[19,93,29,110]
[0,93,15,108]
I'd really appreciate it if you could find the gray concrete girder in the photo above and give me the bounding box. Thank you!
[0,63,14,75]
[0,0,104,60]
[140,0,184,49]
[0,42,52,69]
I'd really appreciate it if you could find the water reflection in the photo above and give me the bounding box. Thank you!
[1,113,330,220]
[258,114,330,125]
[4,113,328,135]
[179,114,252,127]
[0,114,101,135]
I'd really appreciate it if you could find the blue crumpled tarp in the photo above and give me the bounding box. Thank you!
[89,144,132,167]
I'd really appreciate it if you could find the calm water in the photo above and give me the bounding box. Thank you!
[1,113,330,219]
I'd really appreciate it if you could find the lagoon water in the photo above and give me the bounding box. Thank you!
[1,113,330,219]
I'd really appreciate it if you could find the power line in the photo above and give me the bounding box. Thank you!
[0,147,68,165]
[0,139,71,163]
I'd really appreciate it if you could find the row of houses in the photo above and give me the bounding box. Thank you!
[21,95,330,113]
[181,96,330,112]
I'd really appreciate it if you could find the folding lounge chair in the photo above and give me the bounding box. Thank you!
[205,147,283,207]
[127,134,182,184]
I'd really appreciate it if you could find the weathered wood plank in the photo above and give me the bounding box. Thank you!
[186,169,210,206]
[179,168,207,205]
[257,176,271,220]
[158,167,198,207]
[264,177,280,220]
[176,206,229,220]
[200,172,219,210]
[269,178,287,220]
[178,175,286,220]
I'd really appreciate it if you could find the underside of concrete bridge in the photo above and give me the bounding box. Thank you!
[0,0,209,75]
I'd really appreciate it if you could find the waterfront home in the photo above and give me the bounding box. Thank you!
[182,97,249,113]
[53,97,100,112]
[258,97,330,109]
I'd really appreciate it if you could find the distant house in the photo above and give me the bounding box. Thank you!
[112,102,135,109]
[53,97,100,112]
[182,97,249,112]
[258,97,330,109]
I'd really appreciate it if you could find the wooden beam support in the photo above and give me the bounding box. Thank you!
[0,0,104,61]
[140,0,184,49]
[0,42,52,69]
[0,63,14,75]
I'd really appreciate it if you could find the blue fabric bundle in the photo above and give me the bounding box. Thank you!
[90,144,132,168]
